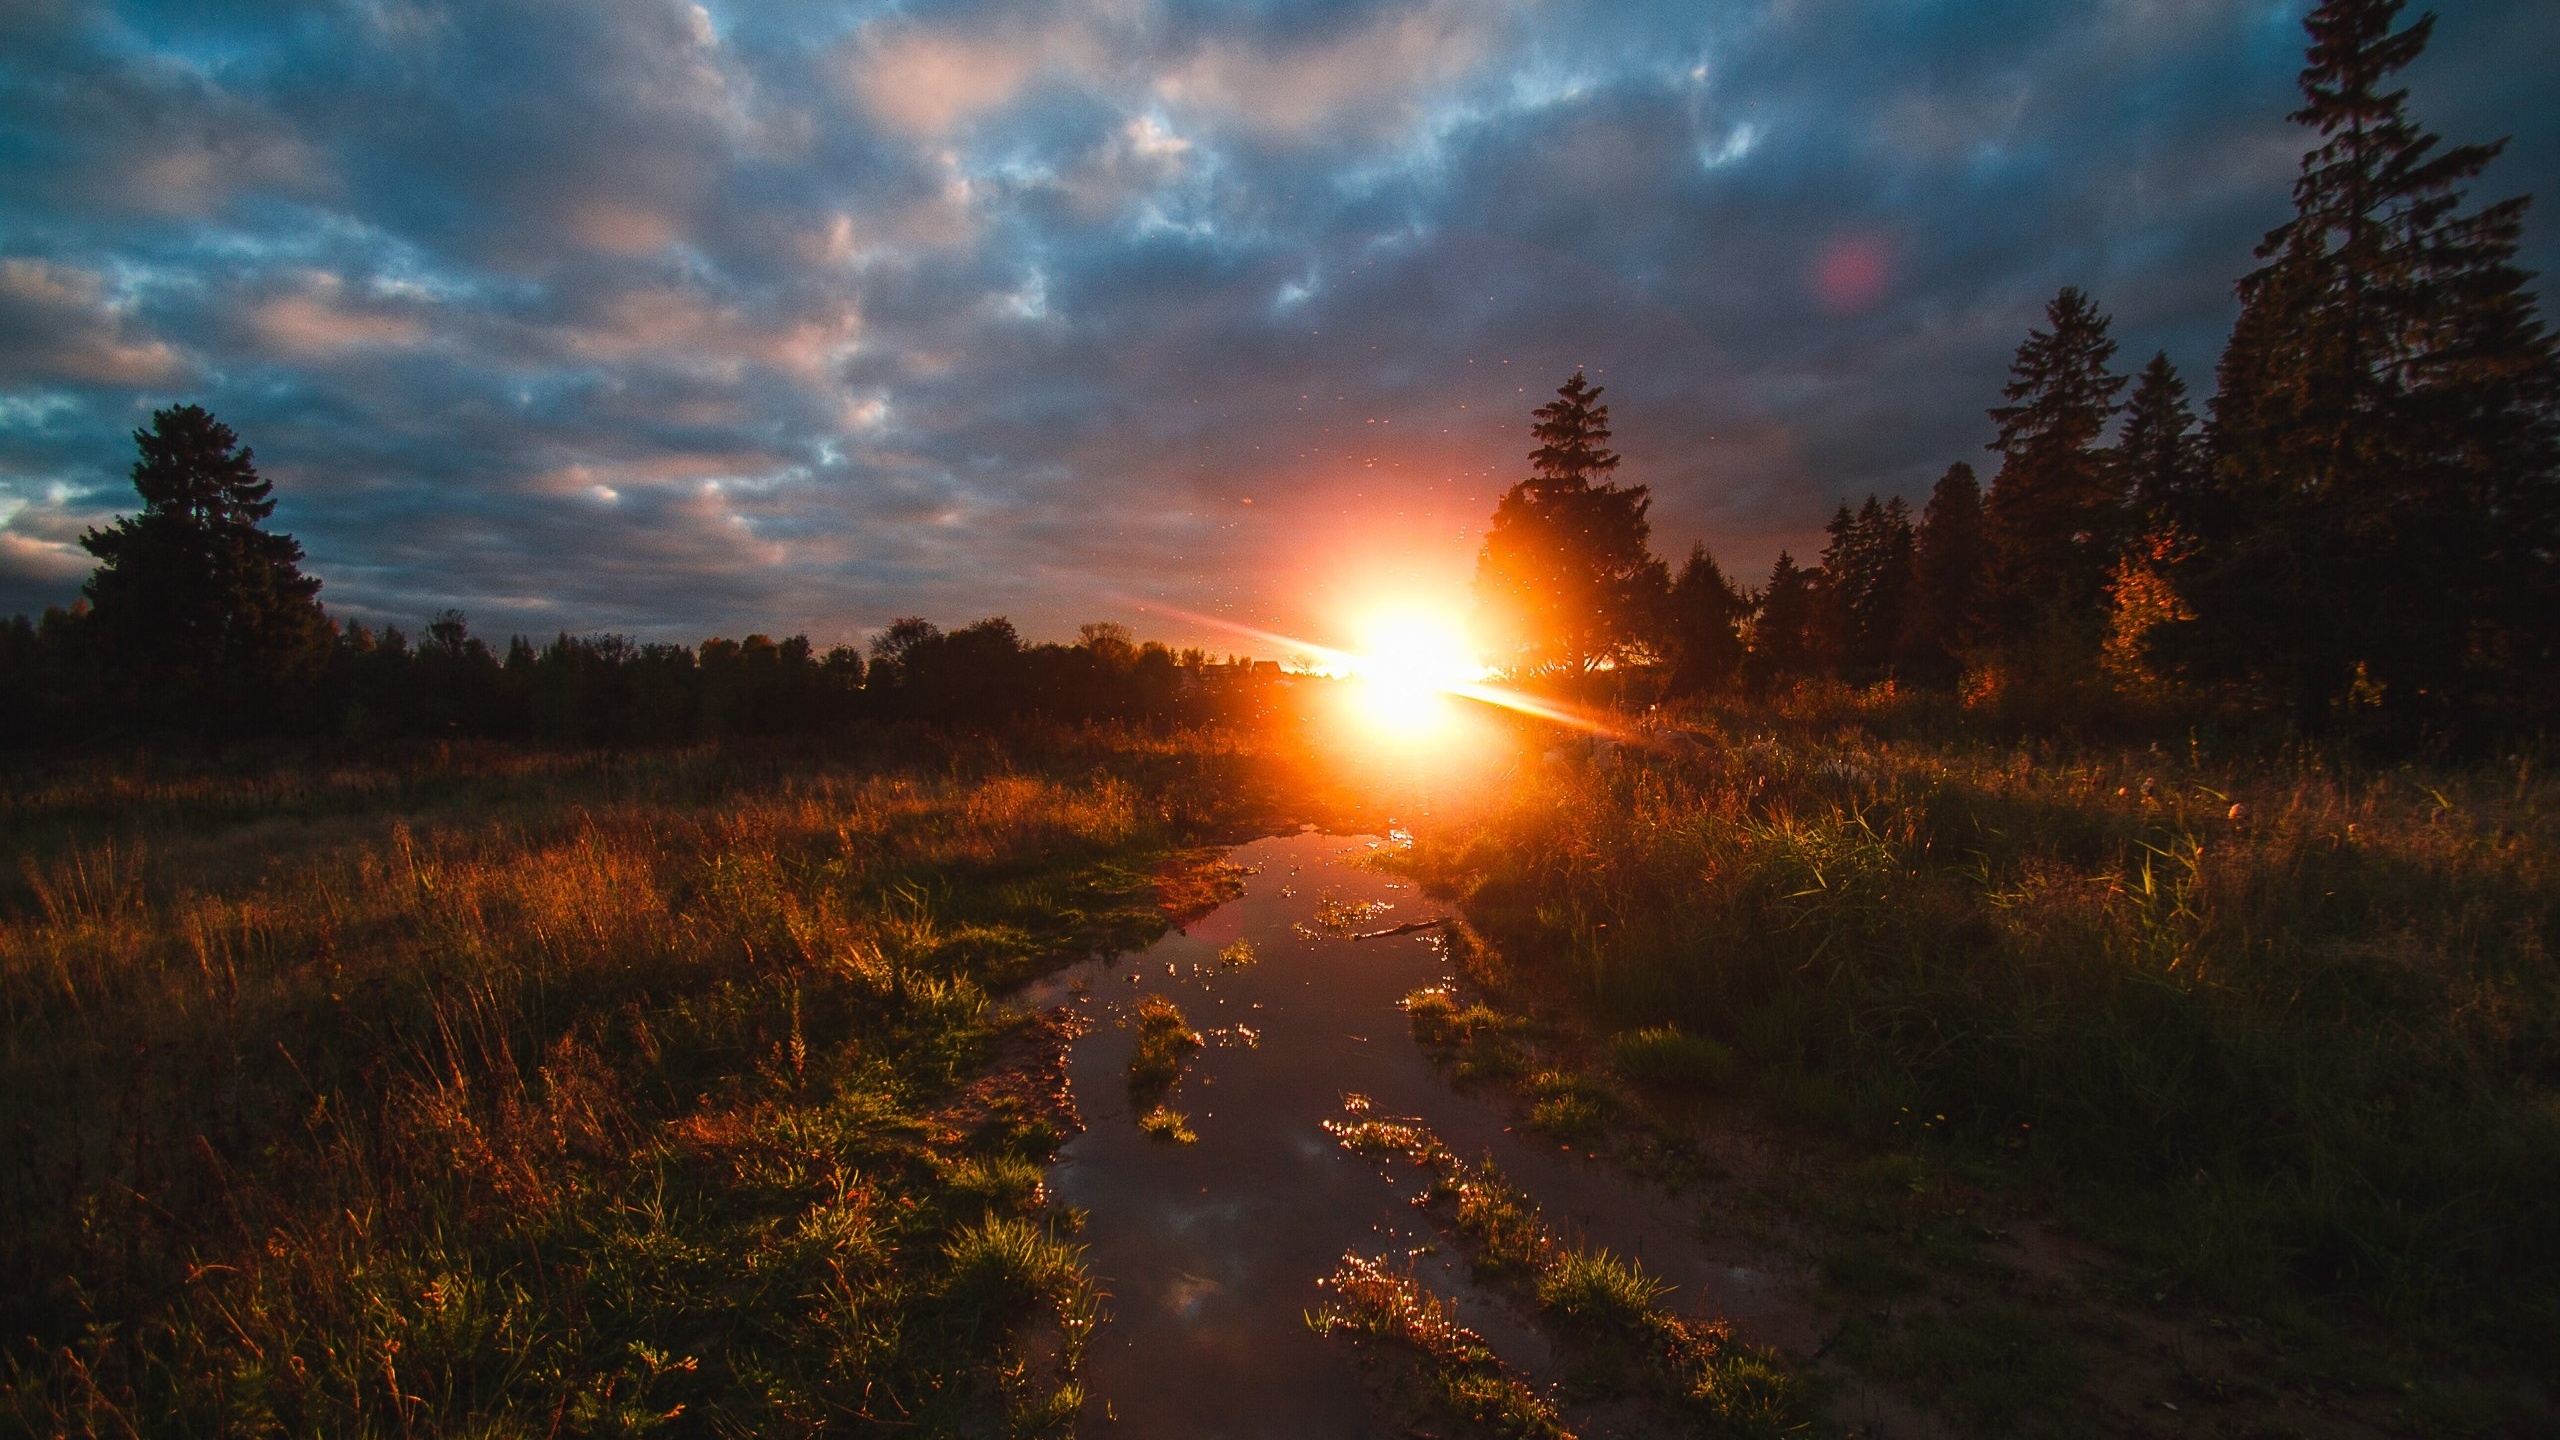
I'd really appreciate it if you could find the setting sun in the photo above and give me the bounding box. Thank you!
[1346,608,1481,737]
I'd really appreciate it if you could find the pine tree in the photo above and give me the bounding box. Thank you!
[1664,541,1747,694]
[1527,370,1622,486]
[1742,552,1814,692]
[1473,371,1670,679]
[1894,462,1988,688]
[80,405,331,730]
[2185,0,2560,727]
[1981,287,2128,641]
[2116,352,2206,527]
[1815,495,1916,680]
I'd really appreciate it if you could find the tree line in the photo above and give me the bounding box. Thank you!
[1475,0,2558,738]
[0,403,1256,747]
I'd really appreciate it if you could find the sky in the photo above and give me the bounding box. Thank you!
[3,0,2555,654]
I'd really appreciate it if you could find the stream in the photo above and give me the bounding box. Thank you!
[1013,830,1810,1438]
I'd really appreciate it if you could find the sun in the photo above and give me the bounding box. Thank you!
[1346,608,1479,737]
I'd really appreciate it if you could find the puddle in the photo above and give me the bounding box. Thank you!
[1015,832,1807,1437]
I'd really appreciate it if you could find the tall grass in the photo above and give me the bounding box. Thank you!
[0,730,1254,1432]
[1414,703,2560,1348]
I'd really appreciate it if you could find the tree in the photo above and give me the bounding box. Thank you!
[1663,541,1747,694]
[1895,463,1988,687]
[2179,0,2560,728]
[1472,372,1671,680]
[1814,495,1915,680]
[1742,552,1815,692]
[80,405,331,730]
[1980,287,2128,640]
[2115,352,2206,528]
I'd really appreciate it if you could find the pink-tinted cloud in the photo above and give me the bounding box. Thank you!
[0,260,182,385]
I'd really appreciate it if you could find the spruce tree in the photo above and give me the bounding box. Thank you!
[1894,462,1988,688]
[1473,372,1670,679]
[2116,352,2206,527]
[1816,495,1916,680]
[1742,552,1814,692]
[81,405,330,730]
[1981,287,2128,641]
[1664,541,1747,695]
[2186,0,2560,727]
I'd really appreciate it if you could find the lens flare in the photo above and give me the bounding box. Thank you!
[1349,610,1477,737]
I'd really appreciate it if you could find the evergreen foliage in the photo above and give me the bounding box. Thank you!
[1474,373,1671,679]
[1980,287,2128,641]
[1741,552,1814,692]
[2178,0,2560,730]
[1894,463,1988,687]
[1813,495,1915,681]
[2116,352,2207,527]
[1663,542,1748,695]
[79,405,332,730]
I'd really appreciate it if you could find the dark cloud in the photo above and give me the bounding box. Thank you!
[2,0,2553,649]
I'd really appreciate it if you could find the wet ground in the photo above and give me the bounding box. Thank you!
[1014,831,1811,1439]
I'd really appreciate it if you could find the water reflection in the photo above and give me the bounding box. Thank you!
[1017,831,1790,1437]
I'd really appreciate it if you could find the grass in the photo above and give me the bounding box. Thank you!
[1323,1107,1814,1435]
[1125,995,1201,1115]
[1136,1105,1197,1144]
[1404,693,2560,1359]
[1309,1251,1572,1440]
[1606,1026,1738,1090]
[0,729,1260,1434]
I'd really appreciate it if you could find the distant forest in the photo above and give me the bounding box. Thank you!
[4,0,2554,748]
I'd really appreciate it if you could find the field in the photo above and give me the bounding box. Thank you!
[0,728,1269,1434]
[1393,689,2560,1426]
[3,698,2555,1435]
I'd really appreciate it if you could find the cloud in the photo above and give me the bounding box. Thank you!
[0,260,182,385]
[0,0,2552,647]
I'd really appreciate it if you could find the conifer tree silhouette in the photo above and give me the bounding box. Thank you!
[81,405,330,730]
[1742,552,1815,692]
[2186,0,2560,727]
[1664,541,1748,694]
[1472,372,1670,679]
[2115,352,2206,528]
[1894,463,1988,687]
[1981,287,2127,643]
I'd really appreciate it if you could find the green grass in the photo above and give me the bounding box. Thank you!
[1136,1105,1197,1144]
[1309,1252,1571,1440]
[1126,995,1201,1113]
[1323,1107,1814,1435]
[0,730,1259,1433]
[1606,1026,1738,1090]
[1407,695,2560,1356]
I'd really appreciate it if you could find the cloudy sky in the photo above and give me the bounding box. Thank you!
[3,0,2554,651]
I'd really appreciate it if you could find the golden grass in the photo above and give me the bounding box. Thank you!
[0,733,1253,1433]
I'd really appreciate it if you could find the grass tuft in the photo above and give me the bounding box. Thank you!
[1311,1252,1573,1439]
[1324,1102,1814,1435]
[1606,1026,1738,1090]
[1137,1105,1197,1144]
[1126,995,1201,1112]
[1536,1247,1668,1329]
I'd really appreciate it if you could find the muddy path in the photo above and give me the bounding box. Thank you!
[1011,831,1825,1437]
